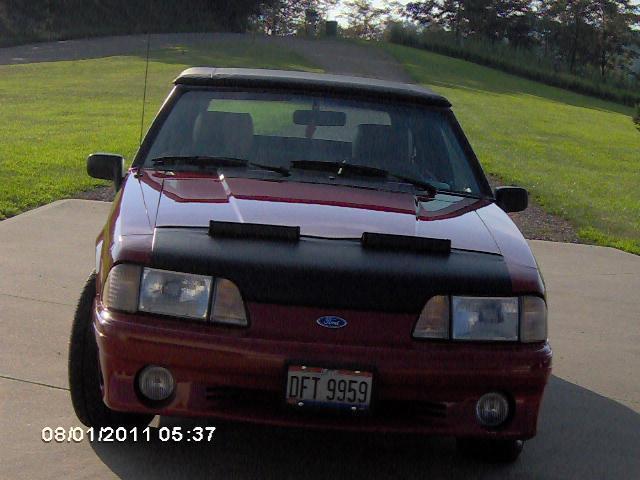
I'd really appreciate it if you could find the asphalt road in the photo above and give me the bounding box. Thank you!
[0,33,245,65]
[0,33,412,82]
[1,35,639,479]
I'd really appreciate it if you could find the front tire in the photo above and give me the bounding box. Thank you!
[456,438,524,463]
[68,272,153,428]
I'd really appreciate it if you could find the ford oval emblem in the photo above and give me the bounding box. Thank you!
[316,316,348,329]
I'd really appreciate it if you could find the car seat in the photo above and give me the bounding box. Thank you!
[192,111,254,159]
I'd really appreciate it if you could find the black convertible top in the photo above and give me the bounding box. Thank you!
[174,67,451,107]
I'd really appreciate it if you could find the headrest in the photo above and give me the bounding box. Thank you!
[192,111,254,158]
[352,124,408,170]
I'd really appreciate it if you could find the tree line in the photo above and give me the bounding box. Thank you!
[0,0,342,44]
[402,1,639,81]
[1,0,637,87]
[264,1,639,84]
[0,1,267,44]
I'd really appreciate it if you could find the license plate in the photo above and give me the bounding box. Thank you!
[286,365,373,411]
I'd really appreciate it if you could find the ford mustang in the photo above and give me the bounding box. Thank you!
[68,68,551,462]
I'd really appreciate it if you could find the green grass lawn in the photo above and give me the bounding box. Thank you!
[384,43,640,254]
[0,39,319,219]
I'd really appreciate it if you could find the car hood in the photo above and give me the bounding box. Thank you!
[133,172,505,256]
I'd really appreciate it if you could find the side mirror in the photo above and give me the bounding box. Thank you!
[87,153,126,191]
[494,186,528,213]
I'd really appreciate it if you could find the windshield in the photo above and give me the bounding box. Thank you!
[142,90,484,196]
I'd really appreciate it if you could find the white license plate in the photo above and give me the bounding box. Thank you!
[286,365,373,411]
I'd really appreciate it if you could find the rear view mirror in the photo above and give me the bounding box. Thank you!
[293,109,346,126]
[494,186,528,213]
[87,153,126,191]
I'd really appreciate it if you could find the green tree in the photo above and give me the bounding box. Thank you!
[539,0,599,74]
[0,0,268,42]
[591,0,640,78]
[496,0,535,47]
[341,0,392,39]
[405,0,533,45]
[406,1,467,44]
[260,0,338,35]
[0,0,52,38]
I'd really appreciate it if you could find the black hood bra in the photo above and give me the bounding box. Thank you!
[151,227,512,313]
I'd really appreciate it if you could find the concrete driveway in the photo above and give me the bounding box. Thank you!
[1,199,639,479]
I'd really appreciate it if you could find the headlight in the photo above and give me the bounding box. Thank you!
[452,296,519,341]
[413,295,548,342]
[102,265,248,326]
[103,264,142,313]
[139,268,213,320]
[520,296,547,342]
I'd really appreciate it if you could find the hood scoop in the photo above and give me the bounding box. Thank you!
[209,220,300,242]
[361,232,451,255]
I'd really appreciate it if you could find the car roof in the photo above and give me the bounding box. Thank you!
[174,67,451,108]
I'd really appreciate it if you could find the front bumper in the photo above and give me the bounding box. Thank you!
[95,304,552,438]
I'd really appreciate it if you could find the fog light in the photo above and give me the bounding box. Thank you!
[476,392,510,427]
[138,366,175,401]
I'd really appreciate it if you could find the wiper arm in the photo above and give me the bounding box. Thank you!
[290,160,387,178]
[248,162,290,176]
[150,155,248,169]
[149,156,289,177]
[386,173,438,197]
[291,160,437,196]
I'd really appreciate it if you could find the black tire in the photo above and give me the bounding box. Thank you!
[68,271,153,428]
[456,438,524,463]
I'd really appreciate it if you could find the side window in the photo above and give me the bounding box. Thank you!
[411,120,451,185]
[439,122,480,193]
[147,93,206,159]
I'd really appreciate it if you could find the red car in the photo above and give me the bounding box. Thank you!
[69,68,551,462]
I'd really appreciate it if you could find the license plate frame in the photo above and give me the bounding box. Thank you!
[284,363,375,413]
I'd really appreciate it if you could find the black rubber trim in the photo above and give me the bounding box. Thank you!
[361,232,451,254]
[209,220,300,242]
[151,228,512,313]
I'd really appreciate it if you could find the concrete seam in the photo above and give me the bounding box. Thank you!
[0,374,68,392]
[0,292,74,307]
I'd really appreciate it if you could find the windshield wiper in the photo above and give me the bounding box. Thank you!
[385,173,438,197]
[291,160,388,178]
[149,156,289,177]
[151,155,248,168]
[291,160,437,196]
[248,162,290,176]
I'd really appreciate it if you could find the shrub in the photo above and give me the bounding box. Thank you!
[385,21,420,47]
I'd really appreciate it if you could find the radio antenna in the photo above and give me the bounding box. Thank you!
[139,31,151,145]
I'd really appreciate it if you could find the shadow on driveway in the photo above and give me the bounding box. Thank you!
[91,376,640,479]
